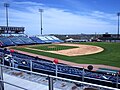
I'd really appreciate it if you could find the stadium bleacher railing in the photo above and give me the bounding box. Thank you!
[0,64,119,90]
[0,48,120,89]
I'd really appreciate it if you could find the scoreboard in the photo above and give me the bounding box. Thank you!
[0,26,25,34]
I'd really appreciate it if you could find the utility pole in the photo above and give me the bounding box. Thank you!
[39,9,44,35]
[4,3,9,27]
[117,13,120,38]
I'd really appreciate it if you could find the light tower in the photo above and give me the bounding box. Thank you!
[39,9,44,35]
[4,3,9,27]
[117,12,120,38]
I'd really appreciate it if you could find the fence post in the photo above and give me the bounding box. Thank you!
[0,64,4,90]
[116,72,119,88]
[30,60,32,72]
[48,76,53,90]
[53,58,58,77]
[55,64,58,77]
[82,67,84,82]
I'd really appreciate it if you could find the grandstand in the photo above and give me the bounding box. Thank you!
[9,36,25,45]
[0,48,120,89]
[2,65,118,90]
[0,37,15,46]
[1,0,120,89]
[2,65,119,90]
[0,26,120,90]
[45,36,64,43]
[0,26,63,47]
[18,36,36,44]
[30,36,46,44]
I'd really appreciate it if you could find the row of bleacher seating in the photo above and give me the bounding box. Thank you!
[0,49,119,87]
[9,37,25,45]
[29,37,45,44]
[0,37,15,46]
[0,35,64,47]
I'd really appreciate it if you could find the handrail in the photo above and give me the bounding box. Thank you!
[0,64,119,90]
[0,80,28,90]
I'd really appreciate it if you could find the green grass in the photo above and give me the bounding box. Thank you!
[29,44,78,51]
[12,42,120,67]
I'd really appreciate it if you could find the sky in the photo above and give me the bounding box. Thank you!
[0,0,120,35]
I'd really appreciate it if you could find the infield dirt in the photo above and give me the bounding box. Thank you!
[26,43,104,56]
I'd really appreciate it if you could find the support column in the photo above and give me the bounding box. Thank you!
[0,65,4,90]
[48,76,53,90]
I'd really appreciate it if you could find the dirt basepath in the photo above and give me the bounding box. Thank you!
[26,43,104,56]
[48,43,104,56]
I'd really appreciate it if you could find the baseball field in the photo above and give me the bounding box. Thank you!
[12,42,120,68]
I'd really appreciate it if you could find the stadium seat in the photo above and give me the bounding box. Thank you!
[29,36,46,44]
[0,48,119,85]
[0,37,15,46]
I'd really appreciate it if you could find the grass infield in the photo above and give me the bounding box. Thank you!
[12,42,120,67]
[29,44,78,51]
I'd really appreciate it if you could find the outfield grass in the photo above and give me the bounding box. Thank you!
[12,42,120,67]
[29,44,78,51]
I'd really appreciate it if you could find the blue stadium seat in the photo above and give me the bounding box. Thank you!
[0,37,15,46]
[36,36,52,43]
[0,40,5,47]
[18,36,36,44]
[50,36,64,43]
[30,37,46,44]
[9,37,25,45]
[0,48,120,84]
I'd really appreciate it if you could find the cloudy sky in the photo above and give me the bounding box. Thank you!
[0,0,120,35]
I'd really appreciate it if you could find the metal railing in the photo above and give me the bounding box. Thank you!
[0,64,119,90]
[0,50,120,88]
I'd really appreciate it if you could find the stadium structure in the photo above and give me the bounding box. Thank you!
[52,33,120,43]
[0,25,120,90]
[0,2,120,90]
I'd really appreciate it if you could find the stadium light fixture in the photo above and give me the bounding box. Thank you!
[117,13,120,38]
[39,9,44,35]
[53,58,59,77]
[4,3,9,27]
